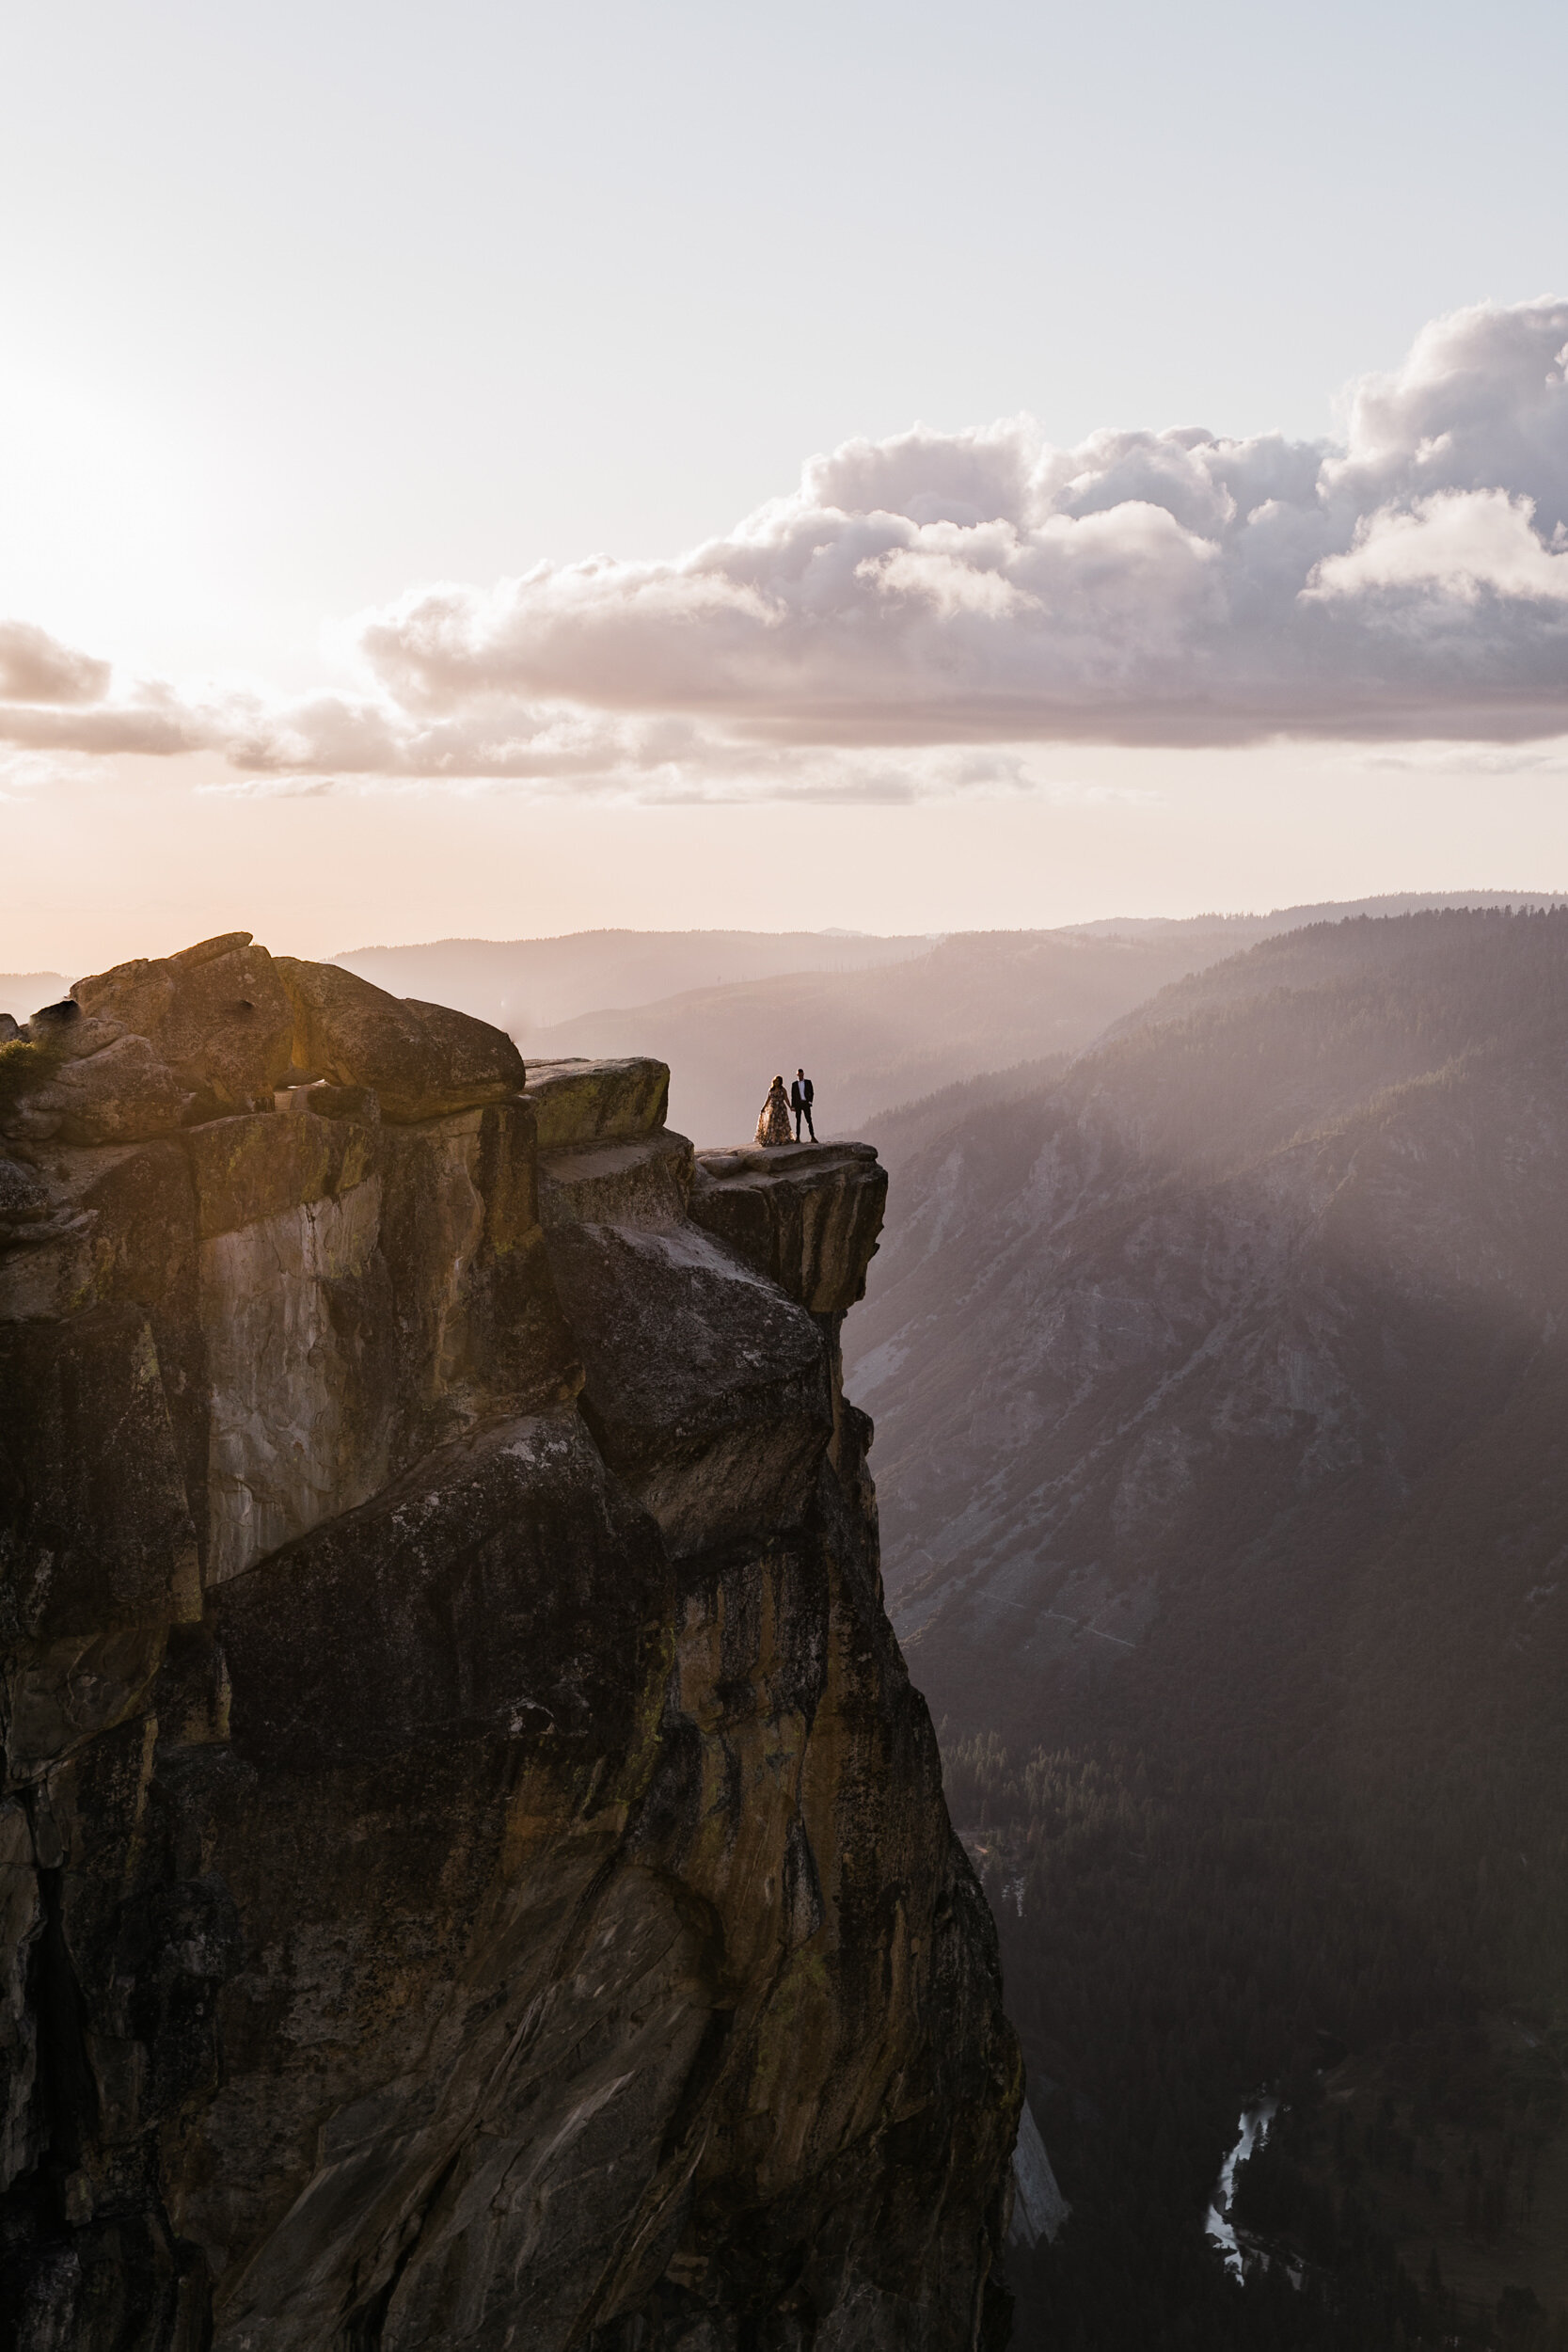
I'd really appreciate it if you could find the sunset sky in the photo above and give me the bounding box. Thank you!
[5,0,1568,972]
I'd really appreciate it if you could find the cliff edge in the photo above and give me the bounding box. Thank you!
[0,934,1019,2351]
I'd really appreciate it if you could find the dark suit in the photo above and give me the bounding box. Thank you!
[791,1075,816,1140]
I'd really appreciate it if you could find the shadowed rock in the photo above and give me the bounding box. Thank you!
[546,1218,832,1557]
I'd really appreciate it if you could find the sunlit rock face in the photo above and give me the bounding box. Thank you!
[0,936,1018,2352]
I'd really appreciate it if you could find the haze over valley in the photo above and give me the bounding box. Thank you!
[355,893,1568,1147]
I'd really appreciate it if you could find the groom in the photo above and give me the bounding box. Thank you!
[791,1068,816,1141]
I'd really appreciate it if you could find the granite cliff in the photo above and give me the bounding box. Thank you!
[0,932,1019,2351]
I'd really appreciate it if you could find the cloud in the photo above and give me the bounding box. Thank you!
[0,746,111,802]
[1348,739,1568,776]
[1307,488,1568,604]
[6,299,1568,790]
[0,699,198,755]
[190,706,1119,805]
[0,618,111,705]
[343,298,1568,751]
[197,773,340,800]
[0,636,199,754]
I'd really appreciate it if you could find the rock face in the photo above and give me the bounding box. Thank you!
[0,936,1018,2351]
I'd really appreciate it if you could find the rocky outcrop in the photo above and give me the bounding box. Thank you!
[0,936,1019,2351]
[522,1056,672,1149]
[273,957,527,1122]
[73,931,295,1116]
[691,1144,887,1317]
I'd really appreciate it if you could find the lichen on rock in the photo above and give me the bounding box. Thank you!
[0,934,1019,2351]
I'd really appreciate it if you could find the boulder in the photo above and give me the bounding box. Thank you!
[404,993,526,1098]
[274,958,525,1121]
[521,1056,669,1147]
[25,997,81,1032]
[26,1007,127,1060]
[72,931,294,1111]
[1,1031,195,1145]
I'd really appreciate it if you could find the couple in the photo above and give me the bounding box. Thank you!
[755,1068,816,1147]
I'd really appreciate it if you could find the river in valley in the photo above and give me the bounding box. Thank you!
[1205,2099,1279,2279]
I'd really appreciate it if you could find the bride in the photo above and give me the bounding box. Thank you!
[755,1073,793,1146]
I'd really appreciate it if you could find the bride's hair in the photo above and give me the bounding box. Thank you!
[772,1073,784,1086]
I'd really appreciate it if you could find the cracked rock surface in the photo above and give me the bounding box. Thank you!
[0,934,1018,2352]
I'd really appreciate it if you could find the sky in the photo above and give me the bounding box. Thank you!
[5,0,1568,972]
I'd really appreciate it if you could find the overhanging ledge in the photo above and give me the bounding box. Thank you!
[690,1140,887,1313]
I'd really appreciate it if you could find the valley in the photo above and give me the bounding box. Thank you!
[854,907,1568,2346]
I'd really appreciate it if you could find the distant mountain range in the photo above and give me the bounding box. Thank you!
[515,929,1259,1146]
[12,892,1560,1084]
[341,893,1568,1148]
[333,927,931,1028]
[0,972,69,1022]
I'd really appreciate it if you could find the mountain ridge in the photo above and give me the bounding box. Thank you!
[843,905,1568,2340]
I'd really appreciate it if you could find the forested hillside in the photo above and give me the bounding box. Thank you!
[848,909,1568,2347]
